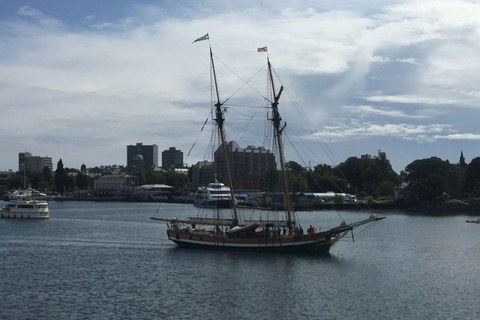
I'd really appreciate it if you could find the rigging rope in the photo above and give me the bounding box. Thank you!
[187,114,211,157]
[269,64,375,213]
[351,220,380,241]
[212,54,269,104]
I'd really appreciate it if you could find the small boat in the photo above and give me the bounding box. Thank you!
[1,190,50,219]
[228,223,260,234]
[466,218,480,224]
[8,188,48,201]
[193,181,233,208]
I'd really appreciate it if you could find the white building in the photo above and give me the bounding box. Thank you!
[94,174,138,193]
[134,184,174,201]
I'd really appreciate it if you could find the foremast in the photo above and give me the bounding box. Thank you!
[267,58,293,235]
[210,47,239,226]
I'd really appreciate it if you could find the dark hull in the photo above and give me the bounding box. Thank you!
[193,200,232,209]
[168,233,339,254]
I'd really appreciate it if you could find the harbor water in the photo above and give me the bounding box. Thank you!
[1,201,479,319]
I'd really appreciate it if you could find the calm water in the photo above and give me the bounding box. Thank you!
[1,201,479,320]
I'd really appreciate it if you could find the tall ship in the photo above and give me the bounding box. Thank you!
[193,181,233,208]
[1,189,50,219]
[153,36,384,254]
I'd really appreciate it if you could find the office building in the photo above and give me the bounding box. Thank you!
[162,147,183,169]
[127,143,158,173]
[19,152,53,173]
[214,141,276,190]
[191,160,214,188]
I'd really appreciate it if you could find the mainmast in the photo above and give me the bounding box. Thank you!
[210,48,239,226]
[267,57,293,233]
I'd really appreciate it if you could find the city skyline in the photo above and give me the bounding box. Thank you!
[1,1,480,173]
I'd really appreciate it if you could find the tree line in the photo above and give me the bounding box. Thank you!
[277,151,480,204]
[2,152,480,204]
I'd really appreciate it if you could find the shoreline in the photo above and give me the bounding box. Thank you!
[45,196,480,216]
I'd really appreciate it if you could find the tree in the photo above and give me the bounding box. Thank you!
[38,180,50,192]
[54,159,67,193]
[375,181,396,198]
[313,175,347,193]
[43,166,53,185]
[7,174,26,189]
[75,172,90,190]
[465,157,480,195]
[285,161,304,175]
[28,172,44,189]
[404,157,462,203]
[459,151,466,168]
[66,175,76,191]
[335,152,399,196]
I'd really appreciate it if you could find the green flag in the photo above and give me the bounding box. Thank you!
[193,33,209,43]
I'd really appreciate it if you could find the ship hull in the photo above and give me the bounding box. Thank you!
[167,230,340,254]
[193,199,232,209]
[1,211,49,219]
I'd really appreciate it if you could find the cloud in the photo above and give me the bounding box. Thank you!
[306,121,454,143]
[344,105,427,118]
[433,133,480,140]
[371,56,419,65]
[363,95,455,105]
[16,6,45,19]
[2,1,480,171]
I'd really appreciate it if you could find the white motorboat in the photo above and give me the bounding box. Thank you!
[1,190,50,219]
[193,182,233,208]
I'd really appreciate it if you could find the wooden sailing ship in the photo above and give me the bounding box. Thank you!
[153,38,384,254]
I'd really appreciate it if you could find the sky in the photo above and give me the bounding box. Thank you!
[1,0,480,174]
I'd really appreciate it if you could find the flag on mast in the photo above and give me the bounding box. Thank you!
[257,46,267,52]
[193,33,209,43]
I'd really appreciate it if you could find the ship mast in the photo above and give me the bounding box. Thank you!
[267,57,293,233]
[210,48,239,226]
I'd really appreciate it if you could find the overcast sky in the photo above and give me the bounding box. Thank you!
[1,0,480,173]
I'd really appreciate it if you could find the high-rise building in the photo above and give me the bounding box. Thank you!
[18,152,53,173]
[191,160,214,187]
[214,141,276,190]
[162,147,183,169]
[127,143,158,173]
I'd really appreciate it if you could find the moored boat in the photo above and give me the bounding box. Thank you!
[193,181,233,208]
[1,190,50,219]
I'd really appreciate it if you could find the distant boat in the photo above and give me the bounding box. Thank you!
[8,188,48,201]
[153,41,384,254]
[1,189,50,219]
[466,218,480,224]
[193,181,233,208]
[1,164,50,219]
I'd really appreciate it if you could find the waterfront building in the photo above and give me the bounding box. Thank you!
[19,152,53,173]
[191,160,213,188]
[133,184,175,201]
[214,141,276,190]
[127,143,158,173]
[162,147,183,169]
[94,173,138,194]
